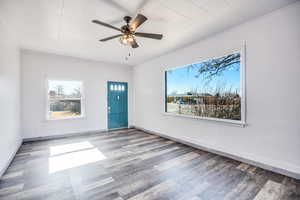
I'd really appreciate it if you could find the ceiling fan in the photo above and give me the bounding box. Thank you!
[92,14,163,48]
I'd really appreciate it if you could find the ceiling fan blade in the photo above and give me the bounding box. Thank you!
[99,34,123,42]
[130,14,148,31]
[130,39,139,48]
[135,32,163,40]
[92,20,121,32]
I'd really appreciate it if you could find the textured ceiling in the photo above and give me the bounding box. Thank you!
[0,0,297,65]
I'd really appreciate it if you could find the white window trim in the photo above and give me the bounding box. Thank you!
[46,79,86,121]
[162,43,246,127]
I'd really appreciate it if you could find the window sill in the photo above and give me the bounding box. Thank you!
[162,112,246,127]
[46,115,86,121]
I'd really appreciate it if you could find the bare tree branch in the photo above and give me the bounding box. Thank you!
[193,53,240,80]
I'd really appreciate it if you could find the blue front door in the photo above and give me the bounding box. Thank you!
[107,81,128,129]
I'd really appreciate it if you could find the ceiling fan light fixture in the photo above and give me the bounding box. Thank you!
[119,34,134,45]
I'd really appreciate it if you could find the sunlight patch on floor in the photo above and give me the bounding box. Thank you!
[49,141,106,173]
[50,141,94,156]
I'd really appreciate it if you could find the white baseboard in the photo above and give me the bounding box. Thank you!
[132,125,300,180]
[22,127,131,142]
[0,138,22,178]
[23,129,109,142]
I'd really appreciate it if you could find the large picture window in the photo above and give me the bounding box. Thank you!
[165,51,245,124]
[47,80,84,120]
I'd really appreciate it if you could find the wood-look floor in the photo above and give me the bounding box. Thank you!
[0,129,299,200]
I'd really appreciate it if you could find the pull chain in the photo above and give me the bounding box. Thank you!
[125,52,131,61]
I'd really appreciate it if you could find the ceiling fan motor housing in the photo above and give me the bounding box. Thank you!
[121,25,131,34]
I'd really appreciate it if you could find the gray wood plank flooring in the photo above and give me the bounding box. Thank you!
[0,128,299,200]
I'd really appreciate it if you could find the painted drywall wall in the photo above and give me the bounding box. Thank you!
[21,50,133,139]
[0,25,22,177]
[133,2,300,176]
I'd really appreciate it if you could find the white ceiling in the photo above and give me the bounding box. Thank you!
[0,0,297,65]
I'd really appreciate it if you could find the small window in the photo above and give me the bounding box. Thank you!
[47,80,84,120]
[121,85,125,91]
[114,85,118,91]
[118,85,122,91]
[110,85,114,91]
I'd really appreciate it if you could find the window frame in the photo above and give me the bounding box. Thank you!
[46,79,86,121]
[163,44,246,127]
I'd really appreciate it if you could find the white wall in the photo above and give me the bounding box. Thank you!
[133,2,300,177]
[21,50,133,139]
[0,24,22,176]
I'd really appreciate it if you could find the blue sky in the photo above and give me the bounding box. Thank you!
[166,58,240,95]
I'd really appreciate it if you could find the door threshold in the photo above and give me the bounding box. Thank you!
[108,127,129,131]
